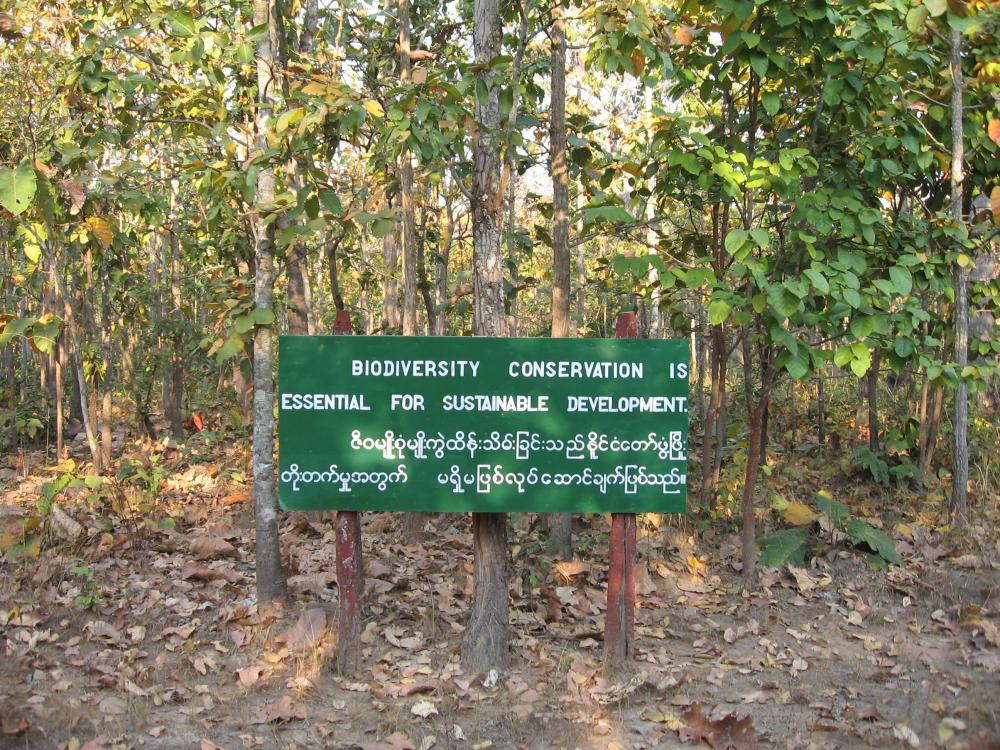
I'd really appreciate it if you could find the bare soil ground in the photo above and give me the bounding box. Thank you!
[1,442,999,750]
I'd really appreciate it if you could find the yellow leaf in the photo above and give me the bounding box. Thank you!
[783,501,819,526]
[362,99,384,118]
[988,118,1000,147]
[84,216,114,248]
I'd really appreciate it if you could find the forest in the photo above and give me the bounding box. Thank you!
[1,0,999,748]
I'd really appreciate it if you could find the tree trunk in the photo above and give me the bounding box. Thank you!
[546,0,573,561]
[463,0,509,673]
[382,196,402,333]
[99,248,113,468]
[166,216,185,442]
[949,27,969,525]
[252,0,288,606]
[741,398,767,584]
[867,350,879,453]
[399,0,418,337]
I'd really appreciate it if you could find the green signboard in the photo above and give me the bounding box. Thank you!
[278,336,689,513]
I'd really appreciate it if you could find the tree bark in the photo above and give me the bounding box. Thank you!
[252,0,288,606]
[949,27,969,525]
[382,196,402,333]
[867,350,879,453]
[399,0,419,338]
[545,0,573,561]
[462,0,509,673]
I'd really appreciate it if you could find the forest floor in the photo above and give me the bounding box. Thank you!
[1,429,999,750]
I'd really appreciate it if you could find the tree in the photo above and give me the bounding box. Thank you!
[463,0,510,672]
[548,0,573,561]
[251,0,288,606]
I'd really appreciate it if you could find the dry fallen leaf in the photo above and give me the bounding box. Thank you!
[250,695,306,724]
[411,700,439,718]
[190,536,239,560]
[282,608,327,653]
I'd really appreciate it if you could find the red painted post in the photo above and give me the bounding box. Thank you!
[605,311,638,674]
[332,310,363,675]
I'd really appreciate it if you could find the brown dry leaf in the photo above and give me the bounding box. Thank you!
[411,67,428,84]
[222,490,249,506]
[787,566,818,594]
[85,620,122,644]
[992,185,1000,226]
[236,665,268,687]
[160,624,196,643]
[250,695,306,724]
[60,180,86,214]
[554,560,588,582]
[679,703,769,749]
[674,26,694,45]
[200,740,225,750]
[386,731,416,750]
[1,716,28,735]
[181,563,228,582]
[190,535,239,560]
[282,608,327,653]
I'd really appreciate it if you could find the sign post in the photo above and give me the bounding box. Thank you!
[605,311,638,674]
[331,310,363,676]
[278,326,689,670]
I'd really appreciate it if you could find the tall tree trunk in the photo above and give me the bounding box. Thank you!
[99,249,113,467]
[167,220,185,441]
[326,230,346,313]
[48,245,99,468]
[252,0,288,606]
[399,0,419,337]
[382,196,402,333]
[463,0,509,673]
[867,350,879,453]
[547,0,572,561]
[949,27,969,525]
[398,0,429,540]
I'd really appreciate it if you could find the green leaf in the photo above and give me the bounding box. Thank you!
[583,205,633,224]
[783,346,810,379]
[889,266,912,296]
[833,345,853,368]
[803,267,829,294]
[845,518,901,565]
[319,190,343,215]
[215,336,244,361]
[372,217,395,238]
[708,299,731,326]
[749,228,769,248]
[0,161,37,216]
[253,308,275,325]
[758,527,809,567]
[499,86,514,119]
[893,337,914,358]
[925,0,947,16]
[906,5,929,32]
[233,314,255,334]
[750,54,769,79]
[762,91,780,116]
[724,229,749,255]
[814,492,850,528]
[165,10,197,36]
[850,315,874,340]
[850,347,872,378]
[842,287,861,308]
